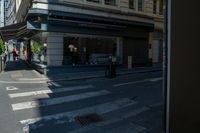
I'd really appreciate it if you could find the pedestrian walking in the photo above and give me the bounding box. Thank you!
[15,48,19,61]
[23,47,28,61]
[12,48,17,61]
[7,50,10,62]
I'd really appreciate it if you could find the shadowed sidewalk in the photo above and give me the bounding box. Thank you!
[0,61,163,82]
[0,61,45,82]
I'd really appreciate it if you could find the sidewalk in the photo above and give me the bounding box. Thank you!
[0,61,163,82]
[0,61,46,82]
[47,64,162,81]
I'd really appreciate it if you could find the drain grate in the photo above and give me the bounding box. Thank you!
[75,113,103,126]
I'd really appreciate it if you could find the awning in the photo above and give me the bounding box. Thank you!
[0,22,38,42]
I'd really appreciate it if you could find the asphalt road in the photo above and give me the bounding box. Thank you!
[0,71,164,133]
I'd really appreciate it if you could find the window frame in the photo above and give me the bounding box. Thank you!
[137,0,144,12]
[129,0,136,10]
[104,0,116,6]
[86,0,101,3]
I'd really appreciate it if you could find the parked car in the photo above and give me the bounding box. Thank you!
[89,53,112,64]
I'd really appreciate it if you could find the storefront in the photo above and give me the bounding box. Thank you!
[28,32,122,66]
[63,34,121,65]
[0,9,154,68]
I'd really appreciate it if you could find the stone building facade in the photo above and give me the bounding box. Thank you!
[3,0,164,67]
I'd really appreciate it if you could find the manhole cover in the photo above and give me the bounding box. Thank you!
[75,113,102,126]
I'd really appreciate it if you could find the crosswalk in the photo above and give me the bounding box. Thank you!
[6,82,149,133]
[12,90,111,111]
[9,85,94,98]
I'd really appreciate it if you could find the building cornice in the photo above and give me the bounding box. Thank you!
[32,0,155,19]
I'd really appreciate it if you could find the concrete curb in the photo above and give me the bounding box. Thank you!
[21,61,163,82]
[46,69,163,82]
[0,69,163,83]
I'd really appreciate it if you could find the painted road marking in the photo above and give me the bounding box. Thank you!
[113,77,163,87]
[18,78,48,81]
[32,70,46,78]
[12,90,111,111]
[6,86,18,91]
[47,82,52,86]
[113,80,147,87]
[69,106,148,133]
[9,85,94,98]
[149,102,163,107]
[0,80,47,84]
[103,123,146,133]
[148,77,163,82]
[51,82,61,87]
[20,98,137,127]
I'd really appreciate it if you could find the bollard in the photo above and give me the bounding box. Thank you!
[128,56,132,69]
[2,56,5,71]
[0,56,2,72]
[105,63,109,78]
[0,55,6,72]
[0,58,1,72]
[111,56,117,78]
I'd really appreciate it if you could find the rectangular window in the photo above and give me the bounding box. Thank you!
[104,0,116,6]
[159,0,163,15]
[138,0,144,11]
[86,0,100,3]
[153,0,157,14]
[129,0,135,9]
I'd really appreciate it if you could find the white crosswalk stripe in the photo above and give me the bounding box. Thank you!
[148,77,163,82]
[50,82,61,87]
[18,78,48,81]
[113,77,163,87]
[12,90,111,111]
[104,123,146,133]
[47,82,53,86]
[6,86,18,91]
[6,83,147,133]
[20,98,137,126]
[69,106,148,133]
[9,85,94,98]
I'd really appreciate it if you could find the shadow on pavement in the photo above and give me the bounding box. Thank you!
[3,61,164,133]
[4,61,33,72]
[24,84,93,133]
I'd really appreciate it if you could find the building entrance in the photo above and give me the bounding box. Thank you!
[63,35,119,65]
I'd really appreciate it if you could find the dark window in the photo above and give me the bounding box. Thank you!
[159,0,163,15]
[153,0,157,14]
[129,0,135,9]
[105,0,116,6]
[86,0,100,3]
[138,0,144,11]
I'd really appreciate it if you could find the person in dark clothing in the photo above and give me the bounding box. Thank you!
[12,48,17,61]
[23,47,28,61]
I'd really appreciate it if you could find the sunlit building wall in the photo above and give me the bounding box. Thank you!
[13,0,164,67]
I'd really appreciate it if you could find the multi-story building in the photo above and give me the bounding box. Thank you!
[0,0,17,57]
[4,0,16,26]
[2,0,164,68]
[152,0,164,64]
[0,0,5,27]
